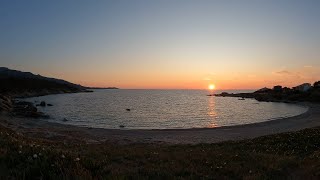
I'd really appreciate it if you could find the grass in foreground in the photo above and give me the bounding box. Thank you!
[1,125,320,179]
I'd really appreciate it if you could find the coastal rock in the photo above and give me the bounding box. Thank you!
[47,104,53,106]
[220,92,229,97]
[40,101,46,106]
[215,81,320,103]
[126,109,131,111]
[0,95,13,112]
[11,100,49,118]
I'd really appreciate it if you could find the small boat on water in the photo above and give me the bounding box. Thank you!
[207,94,214,96]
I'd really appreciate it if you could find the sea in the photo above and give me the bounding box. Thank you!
[23,89,308,129]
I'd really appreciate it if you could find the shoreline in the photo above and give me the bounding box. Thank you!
[1,101,319,144]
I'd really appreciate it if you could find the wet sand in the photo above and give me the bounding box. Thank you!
[1,102,319,144]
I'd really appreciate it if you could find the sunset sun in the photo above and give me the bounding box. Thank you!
[208,84,215,90]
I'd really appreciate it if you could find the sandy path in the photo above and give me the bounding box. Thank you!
[1,102,319,144]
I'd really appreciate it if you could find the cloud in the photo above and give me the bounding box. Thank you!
[203,73,216,81]
[275,70,291,75]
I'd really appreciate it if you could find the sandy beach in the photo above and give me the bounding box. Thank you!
[0,102,319,145]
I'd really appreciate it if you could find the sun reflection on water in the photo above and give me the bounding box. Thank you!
[207,96,218,128]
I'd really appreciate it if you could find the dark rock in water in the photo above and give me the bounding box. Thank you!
[11,100,49,118]
[83,90,94,93]
[47,104,53,106]
[119,125,125,128]
[62,118,68,122]
[40,101,46,106]
[221,92,229,96]
[126,109,131,111]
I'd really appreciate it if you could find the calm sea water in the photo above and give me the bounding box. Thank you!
[24,89,308,129]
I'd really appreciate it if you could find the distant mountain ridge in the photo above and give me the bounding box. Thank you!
[0,67,88,97]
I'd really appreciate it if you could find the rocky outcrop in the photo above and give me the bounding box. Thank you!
[214,81,320,103]
[40,101,46,107]
[12,100,48,118]
[0,95,13,112]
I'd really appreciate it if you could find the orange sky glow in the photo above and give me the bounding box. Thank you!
[2,1,320,90]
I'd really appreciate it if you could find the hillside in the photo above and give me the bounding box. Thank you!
[0,67,88,98]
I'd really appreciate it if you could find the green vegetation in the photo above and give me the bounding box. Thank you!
[1,125,320,179]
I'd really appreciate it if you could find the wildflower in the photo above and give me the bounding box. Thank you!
[75,157,80,161]
[27,156,32,161]
[18,151,22,154]
[33,154,38,158]
[61,154,65,159]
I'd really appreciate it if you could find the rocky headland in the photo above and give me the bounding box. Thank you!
[214,81,320,103]
[0,67,94,117]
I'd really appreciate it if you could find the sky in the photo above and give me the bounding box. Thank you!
[1,0,320,89]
